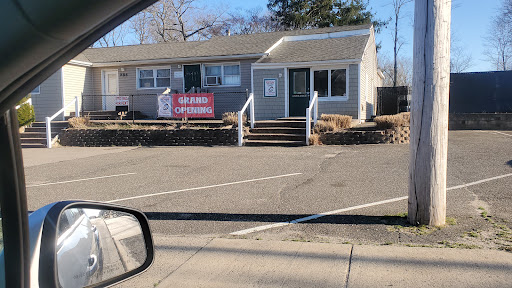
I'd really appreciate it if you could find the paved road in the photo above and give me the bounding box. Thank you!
[23,131,512,249]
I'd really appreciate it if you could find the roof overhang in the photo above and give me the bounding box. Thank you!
[252,59,362,69]
[67,59,93,67]
[88,53,268,67]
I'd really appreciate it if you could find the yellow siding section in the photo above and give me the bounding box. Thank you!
[359,28,379,120]
[62,64,92,116]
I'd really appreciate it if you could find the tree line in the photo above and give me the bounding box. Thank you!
[95,0,382,46]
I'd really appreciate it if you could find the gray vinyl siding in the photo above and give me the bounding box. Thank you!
[62,64,92,116]
[252,68,286,120]
[318,64,359,119]
[89,58,256,118]
[32,69,62,121]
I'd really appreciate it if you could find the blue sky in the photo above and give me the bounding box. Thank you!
[208,0,501,72]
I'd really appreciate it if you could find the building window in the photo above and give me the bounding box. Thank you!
[313,68,348,99]
[137,68,171,89]
[31,85,40,94]
[204,63,240,86]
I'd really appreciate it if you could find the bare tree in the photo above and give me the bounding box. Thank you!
[225,8,282,35]
[483,16,512,71]
[391,0,413,87]
[450,32,473,73]
[129,9,153,44]
[379,55,412,87]
[95,22,128,47]
[145,0,225,42]
[147,0,178,42]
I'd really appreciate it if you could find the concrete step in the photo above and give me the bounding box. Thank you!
[31,121,68,128]
[246,133,305,141]
[20,132,57,138]
[21,143,46,148]
[24,127,66,133]
[250,127,306,134]
[20,138,47,144]
[255,120,309,128]
[276,117,307,122]
[244,140,306,147]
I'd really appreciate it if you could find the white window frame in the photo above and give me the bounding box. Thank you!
[203,62,241,87]
[31,85,40,94]
[313,66,349,101]
[136,66,171,90]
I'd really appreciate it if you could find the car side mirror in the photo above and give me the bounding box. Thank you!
[29,201,154,288]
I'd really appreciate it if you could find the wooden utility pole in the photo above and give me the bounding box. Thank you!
[408,0,451,226]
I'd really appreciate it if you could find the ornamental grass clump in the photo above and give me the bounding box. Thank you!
[314,114,352,133]
[374,112,410,129]
[320,114,352,129]
[222,112,246,126]
[68,117,90,128]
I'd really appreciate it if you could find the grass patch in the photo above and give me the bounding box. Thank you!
[438,241,481,249]
[385,212,407,218]
[446,217,457,226]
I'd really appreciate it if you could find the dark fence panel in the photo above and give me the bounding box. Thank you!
[450,71,512,113]
[377,86,410,115]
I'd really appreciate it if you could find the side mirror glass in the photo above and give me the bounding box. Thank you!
[35,202,154,288]
[57,208,147,288]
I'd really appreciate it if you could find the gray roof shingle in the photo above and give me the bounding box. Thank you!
[256,34,370,64]
[74,24,372,64]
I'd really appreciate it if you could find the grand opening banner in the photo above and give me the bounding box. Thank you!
[172,93,214,118]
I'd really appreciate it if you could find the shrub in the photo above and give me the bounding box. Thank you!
[320,114,352,129]
[374,112,410,129]
[222,112,246,126]
[17,103,35,127]
[68,117,90,128]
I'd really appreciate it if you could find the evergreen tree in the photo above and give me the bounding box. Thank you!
[267,0,385,31]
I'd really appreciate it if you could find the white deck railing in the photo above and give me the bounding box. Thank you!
[238,93,255,146]
[306,91,319,145]
[45,96,79,148]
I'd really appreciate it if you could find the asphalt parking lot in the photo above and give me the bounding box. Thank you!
[23,130,512,249]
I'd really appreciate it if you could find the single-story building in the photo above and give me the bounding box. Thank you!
[31,23,383,122]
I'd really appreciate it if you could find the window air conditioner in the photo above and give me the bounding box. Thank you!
[206,76,220,85]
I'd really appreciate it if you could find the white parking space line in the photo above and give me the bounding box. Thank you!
[230,172,512,236]
[26,172,137,188]
[106,173,303,204]
[493,131,512,138]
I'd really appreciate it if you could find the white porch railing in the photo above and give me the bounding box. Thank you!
[238,93,255,146]
[305,91,319,145]
[45,96,79,148]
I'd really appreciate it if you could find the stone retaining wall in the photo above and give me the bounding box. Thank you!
[319,126,410,145]
[59,128,237,147]
[449,113,512,130]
